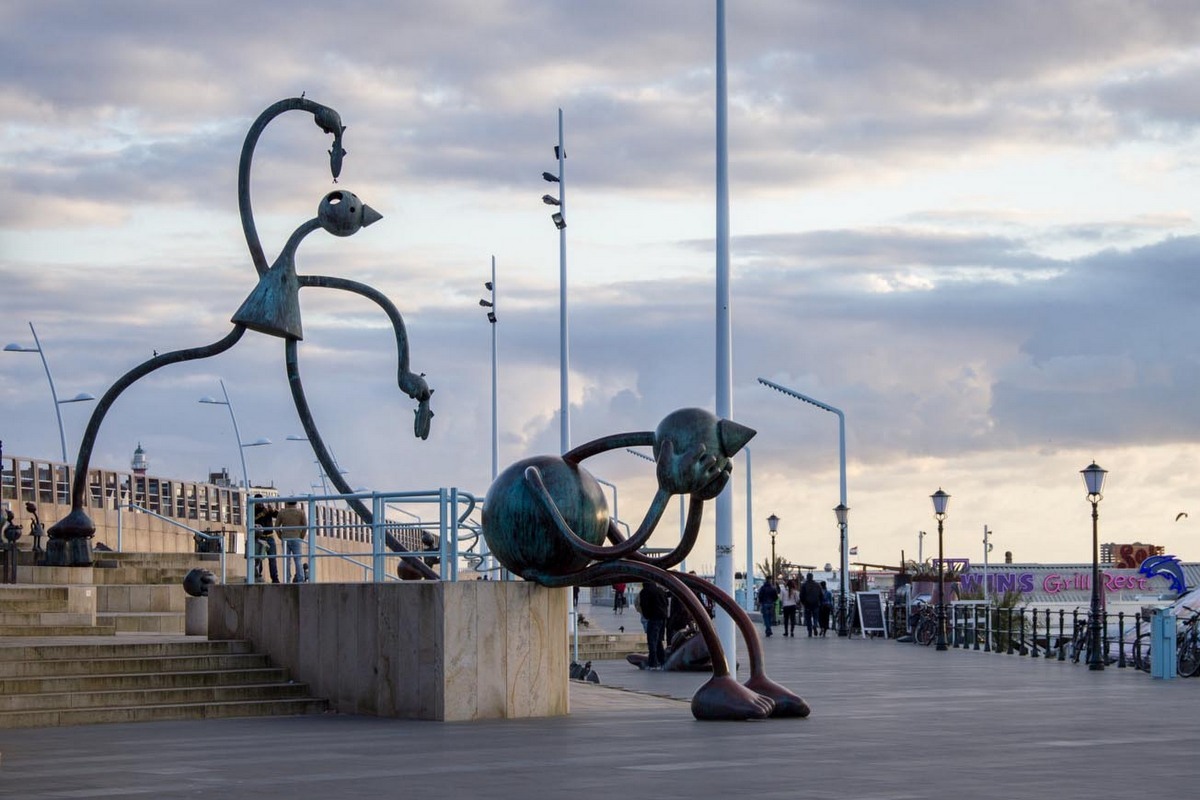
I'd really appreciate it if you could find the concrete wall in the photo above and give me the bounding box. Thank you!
[207,581,568,721]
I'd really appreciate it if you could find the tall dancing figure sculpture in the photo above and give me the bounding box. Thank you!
[47,98,435,577]
[482,407,810,721]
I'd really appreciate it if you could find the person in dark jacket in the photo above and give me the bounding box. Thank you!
[800,573,823,637]
[757,579,780,637]
[639,582,670,669]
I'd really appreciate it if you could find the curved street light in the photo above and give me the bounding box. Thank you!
[198,380,270,490]
[5,322,95,462]
[758,377,850,636]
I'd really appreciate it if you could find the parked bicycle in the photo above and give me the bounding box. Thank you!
[1137,611,1200,676]
[911,602,939,646]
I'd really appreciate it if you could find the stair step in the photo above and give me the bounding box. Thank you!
[0,666,290,696]
[0,698,328,729]
[0,681,313,712]
[96,612,185,633]
[0,624,115,637]
[0,611,94,626]
[0,587,71,605]
[0,653,270,678]
[0,639,254,662]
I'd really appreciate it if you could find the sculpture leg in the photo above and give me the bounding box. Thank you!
[527,561,774,721]
[284,338,438,579]
[676,572,810,718]
[46,327,247,565]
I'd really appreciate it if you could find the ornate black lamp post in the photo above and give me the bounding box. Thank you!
[767,513,779,582]
[834,503,850,636]
[1081,461,1108,671]
[931,488,950,651]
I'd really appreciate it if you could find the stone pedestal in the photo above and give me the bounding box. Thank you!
[43,537,93,567]
[185,595,208,635]
[207,581,568,721]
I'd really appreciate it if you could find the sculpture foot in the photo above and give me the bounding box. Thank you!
[744,674,810,718]
[690,675,774,721]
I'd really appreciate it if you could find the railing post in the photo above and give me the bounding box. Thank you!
[984,604,992,653]
[1005,608,1015,655]
[372,492,384,582]
[449,487,460,582]
[1030,607,1039,657]
[1018,608,1027,656]
[1117,611,1126,668]
[1102,609,1110,665]
[246,495,256,585]
[305,497,316,584]
[438,488,450,579]
[1057,608,1066,660]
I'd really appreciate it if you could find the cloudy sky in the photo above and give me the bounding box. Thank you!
[4,1,1200,572]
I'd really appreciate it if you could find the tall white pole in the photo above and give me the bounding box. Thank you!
[983,525,990,604]
[219,380,251,491]
[744,447,754,611]
[558,109,570,454]
[487,255,498,575]
[713,0,737,673]
[27,324,69,463]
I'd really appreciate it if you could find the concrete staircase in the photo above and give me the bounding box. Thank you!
[0,638,327,728]
[572,630,647,661]
[0,550,326,728]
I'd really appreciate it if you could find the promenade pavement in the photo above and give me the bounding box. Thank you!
[2,601,1198,799]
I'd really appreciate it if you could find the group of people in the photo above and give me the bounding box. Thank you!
[636,574,715,670]
[251,495,309,583]
[758,573,833,637]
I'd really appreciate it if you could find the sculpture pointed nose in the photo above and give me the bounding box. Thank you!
[362,204,383,227]
[717,419,756,457]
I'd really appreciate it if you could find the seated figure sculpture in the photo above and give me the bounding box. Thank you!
[481,407,809,721]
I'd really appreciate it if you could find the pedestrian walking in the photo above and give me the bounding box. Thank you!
[819,580,833,636]
[757,578,780,637]
[800,572,823,637]
[781,579,800,636]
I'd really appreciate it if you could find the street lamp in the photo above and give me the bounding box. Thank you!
[834,503,850,636]
[5,322,95,462]
[767,513,779,581]
[198,380,270,490]
[931,488,950,651]
[1081,461,1108,671]
[479,257,498,482]
[758,378,850,632]
[542,110,569,453]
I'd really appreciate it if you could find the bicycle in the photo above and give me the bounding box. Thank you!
[1069,616,1115,666]
[1178,613,1200,677]
[1133,611,1200,676]
[911,602,938,646]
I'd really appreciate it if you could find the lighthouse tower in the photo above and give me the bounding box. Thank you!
[131,443,149,475]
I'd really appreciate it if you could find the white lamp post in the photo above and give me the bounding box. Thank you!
[542,112,569,454]
[758,377,850,634]
[198,380,270,490]
[5,322,95,462]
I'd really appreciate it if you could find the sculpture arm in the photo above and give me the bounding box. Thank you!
[298,274,434,439]
[562,431,654,465]
[524,465,670,560]
[239,98,346,277]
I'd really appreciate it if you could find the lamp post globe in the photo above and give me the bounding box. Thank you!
[1081,462,1108,670]
[767,513,779,583]
[930,489,950,651]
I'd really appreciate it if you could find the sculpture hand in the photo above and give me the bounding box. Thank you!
[656,439,721,496]
[414,394,434,440]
